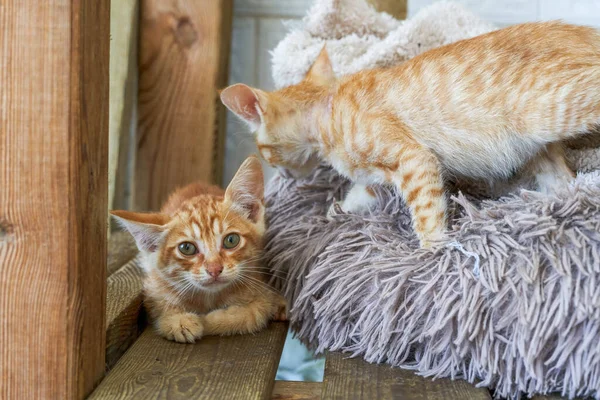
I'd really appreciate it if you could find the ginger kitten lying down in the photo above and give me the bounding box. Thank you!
[220,22,600,248]
[111,156,287,343]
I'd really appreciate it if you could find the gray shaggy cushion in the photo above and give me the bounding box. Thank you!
[264,165,600,399]
[266,0,600,399]
[264,1,600,398]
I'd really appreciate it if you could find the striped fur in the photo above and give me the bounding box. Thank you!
[111,156,287,343]
[221,22,600,248]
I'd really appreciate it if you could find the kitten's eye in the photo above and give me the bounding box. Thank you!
[223,233,240,249]
[178,242,197,256]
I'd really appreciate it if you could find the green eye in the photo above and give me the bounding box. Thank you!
[178,242,197,256]
[223,233,240,249]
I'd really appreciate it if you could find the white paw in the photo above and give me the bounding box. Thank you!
[536,171,574,195]
[418,231,447,249]
[157,313,204,343]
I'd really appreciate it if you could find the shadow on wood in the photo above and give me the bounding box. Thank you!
[322,352,491,400]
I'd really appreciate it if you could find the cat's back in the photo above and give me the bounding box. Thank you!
[422,21,600,62]
[386,21,600,138]
[329,22,600,179]
[160,182,225,215]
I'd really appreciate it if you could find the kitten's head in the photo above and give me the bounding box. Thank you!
[220,47,335,178]
[111,156,265,293]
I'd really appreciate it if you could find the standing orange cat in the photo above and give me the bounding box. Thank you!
[221,22,600,248]
[111,156,287,343]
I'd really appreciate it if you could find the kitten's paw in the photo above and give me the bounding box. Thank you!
[418,232,447,249]
[157,313,204,343]
[536,173,573,195]
[272,297,289,321]
[326,201,344,220]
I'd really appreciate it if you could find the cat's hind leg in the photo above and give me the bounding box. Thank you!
[327,183,378,218]
[527,143,575,194]
[342,183,378,212]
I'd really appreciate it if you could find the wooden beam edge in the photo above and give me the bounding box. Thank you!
[105,255,145,369]
[272,381,322,400]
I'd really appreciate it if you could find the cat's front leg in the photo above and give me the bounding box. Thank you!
[526,143,575,193]
[201,296,282,336]
[155,312,204,343]
[145,290,204,343]
[392,149,447,248]
[327,183,377,218]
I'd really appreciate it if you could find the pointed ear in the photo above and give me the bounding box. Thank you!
[224,156,264,223]
[110,210,170,252]
[307,46,335,86]
[220,84,267,130]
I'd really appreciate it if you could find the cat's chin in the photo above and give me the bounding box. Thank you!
[195,278,233,292]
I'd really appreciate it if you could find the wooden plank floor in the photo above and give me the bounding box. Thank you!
[271,381,322,400]
[90,322,288,400]
[321,352,492,400]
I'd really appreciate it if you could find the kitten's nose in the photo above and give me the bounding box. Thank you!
[206,262,223,278]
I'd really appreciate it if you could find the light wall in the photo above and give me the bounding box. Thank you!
[223,0,314,186]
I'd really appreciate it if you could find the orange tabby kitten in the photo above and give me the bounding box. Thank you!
[111,156,287,343]
[220,22,600,248]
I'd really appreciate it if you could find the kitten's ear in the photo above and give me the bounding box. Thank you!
[110,210,170,252]
[225,155,264,223]
[307,46,335,86]
[220,84,267,131]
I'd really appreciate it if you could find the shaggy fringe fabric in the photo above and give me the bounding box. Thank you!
[265,1,600,399]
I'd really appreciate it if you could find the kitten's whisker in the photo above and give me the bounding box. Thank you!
[239,266,288,278]
[235,275,264,294]
[237,274,282,296]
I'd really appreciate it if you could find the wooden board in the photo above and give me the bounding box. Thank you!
[106,256,145,369]
[136,0,233,211]
[321,352,492,400]
[107,230,139,277]
[90,322,289,399]
[367,0,407,19]
[0,0,110,398]
[272,381,322,400]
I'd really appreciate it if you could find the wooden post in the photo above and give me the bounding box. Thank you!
[0,1,110,398]
[136,0,233,211]
[367,0,407,19]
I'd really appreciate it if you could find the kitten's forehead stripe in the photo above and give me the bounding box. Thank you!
[192,223,201,238]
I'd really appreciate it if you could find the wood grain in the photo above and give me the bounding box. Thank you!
[136,0,233,211]
[272,381,322,400]
[106,255,145,369]
[0,0,110,398]
[321,352,491,400]
[107,230,139,277]
[367,0,407,19]
[90,322,289,399]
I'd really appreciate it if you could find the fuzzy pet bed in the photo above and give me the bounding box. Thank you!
[264,1,600,399]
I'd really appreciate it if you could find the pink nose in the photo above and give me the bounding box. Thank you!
[206,263,223,278]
